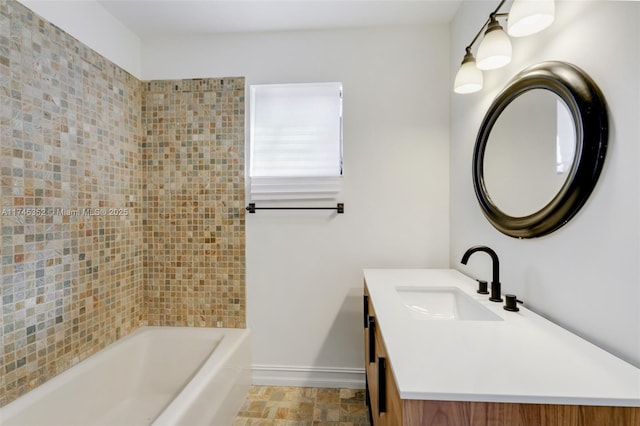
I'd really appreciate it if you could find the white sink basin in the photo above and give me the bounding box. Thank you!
[396,286,503,321]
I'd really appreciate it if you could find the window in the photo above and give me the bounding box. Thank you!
[249,82,343,200]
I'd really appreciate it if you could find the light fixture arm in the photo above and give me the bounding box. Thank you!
[464,0,508,52]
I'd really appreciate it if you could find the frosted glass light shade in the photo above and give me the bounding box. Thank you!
[454,52,483,94]
[508,0,555,37]
[476,20,512,70]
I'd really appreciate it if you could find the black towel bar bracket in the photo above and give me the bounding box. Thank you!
[246,203,344,214]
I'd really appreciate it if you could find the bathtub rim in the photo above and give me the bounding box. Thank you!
[151,326,251,425]
[0,326,251,424]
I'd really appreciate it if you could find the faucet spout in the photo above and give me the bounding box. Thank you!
[460,245,502,302]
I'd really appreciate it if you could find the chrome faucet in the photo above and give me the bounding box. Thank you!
[460,245,503,302]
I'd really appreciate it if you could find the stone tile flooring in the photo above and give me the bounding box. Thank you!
[233,386,371,425]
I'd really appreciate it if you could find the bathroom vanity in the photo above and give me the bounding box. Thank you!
[363,269,640,426]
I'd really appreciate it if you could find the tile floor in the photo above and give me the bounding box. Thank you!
[233,386,371,425]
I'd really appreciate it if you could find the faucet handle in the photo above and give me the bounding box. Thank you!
[504,294,522,312]
[476,279,489,295]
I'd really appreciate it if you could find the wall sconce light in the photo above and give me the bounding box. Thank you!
[508,0,555,37]
[454,0,555,94]
[453,48,484,94]
[476,14,512,70]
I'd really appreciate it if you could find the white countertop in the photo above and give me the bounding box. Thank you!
[363,268,640,406]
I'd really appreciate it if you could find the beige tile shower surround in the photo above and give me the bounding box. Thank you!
[0,0,245,406]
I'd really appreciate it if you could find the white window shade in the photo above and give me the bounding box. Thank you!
[249,82,343,200]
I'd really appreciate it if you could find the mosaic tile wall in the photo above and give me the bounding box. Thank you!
[0,0,246,406]
[0,0,145,406]
[141,79,246,328]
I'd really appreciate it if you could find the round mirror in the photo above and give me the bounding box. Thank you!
[473,61,608,238]
[483,90,576,217]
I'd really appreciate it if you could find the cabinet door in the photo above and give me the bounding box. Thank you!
[375,323,403,425]
[381,358,403,425]
[364,291,379,423]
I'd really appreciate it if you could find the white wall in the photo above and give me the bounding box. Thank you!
[450,1,640,367]
[17,0,142,77]
[142,25,451,386]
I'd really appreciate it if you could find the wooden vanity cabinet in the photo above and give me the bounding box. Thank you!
[363,282,640,426]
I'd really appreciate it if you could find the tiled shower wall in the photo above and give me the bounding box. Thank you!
[0,0,144,405]
[142,79,246,328]
[0,0,245,406]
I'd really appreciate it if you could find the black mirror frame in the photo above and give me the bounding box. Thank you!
[473,61,608,239]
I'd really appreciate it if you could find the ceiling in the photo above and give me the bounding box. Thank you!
[96,0,463,40]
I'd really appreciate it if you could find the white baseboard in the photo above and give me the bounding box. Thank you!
[251,364,365,389]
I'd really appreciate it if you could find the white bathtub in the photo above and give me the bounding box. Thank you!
[0,326,251,426]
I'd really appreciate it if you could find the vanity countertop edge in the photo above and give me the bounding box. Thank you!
[363,268,640,406]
